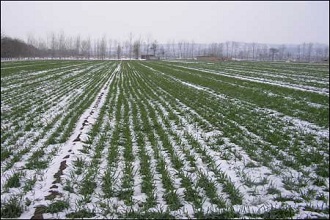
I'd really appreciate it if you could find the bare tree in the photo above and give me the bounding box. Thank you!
[142,40,147,56]
[182,41,186,58]
[190,40,195,59]
[93,39,97,58]
[296,44,301,62]
[286,51,292,60]
[261,44,268,61]
[217,43,224,58]
[58,31,66,59]
[269,47,279,61]
[251,42,256,60]
[278,44,286,60]
[113,40,117,59]
[231,41,239,59]
[100,35,107,60]
[67,36,74,57]
[128,32,133,60]
[37,37,47,58]
[133,39,141,59]
[159,46,165,59]
[208,43,217,56]
[122,40,129,58]
[50,32,57,58]
[75,35,81,58]
[81,39,89,59]
[230,41,234,58]
[145,35,151,56]
[166,40,172,59]
[183,41,189,59]
[27,34,37,58]
[27,34,38,48]
[150,40,158,56]
[302,43,307,62]
[225,41,230,58]
[178,41,183,59]
[307,42,313,62]
[186,41,190,58]
[108,39,112,59]
[197,44,202,57]
[116,42,122,60]
[86,37,91,59]
[255,45,261,61]
[171,39,176,58]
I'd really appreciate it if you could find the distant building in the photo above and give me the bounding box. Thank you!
[196,56,231,61]
[141,54,159,60]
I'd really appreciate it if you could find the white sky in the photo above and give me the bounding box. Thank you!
[1,1,329,45]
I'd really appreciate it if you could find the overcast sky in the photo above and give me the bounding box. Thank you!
[1,1,329,45]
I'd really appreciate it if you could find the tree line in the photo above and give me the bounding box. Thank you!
[1,31,329,62]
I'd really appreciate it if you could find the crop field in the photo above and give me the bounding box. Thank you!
[1,60,329,219]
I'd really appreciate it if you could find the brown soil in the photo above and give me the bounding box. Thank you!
[45,190,62,200]
[31,205,46,219]
[73,133,81,142]
[52,160,67,184]
[30,90,107,219]
[82,119,88,126]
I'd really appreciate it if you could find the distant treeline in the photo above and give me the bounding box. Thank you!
[1,35,80,59]
[1,36,39,58]
[1,32,329,62]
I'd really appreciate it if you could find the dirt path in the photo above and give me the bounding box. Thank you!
[27,63,120,219]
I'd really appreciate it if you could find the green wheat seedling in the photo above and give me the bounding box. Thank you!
[23,175,37,192]
[4,172,23,189]
[1,60,328,219]
[1,196,23,218]
[44,200,70,214]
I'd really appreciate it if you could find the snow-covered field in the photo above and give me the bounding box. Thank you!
[1,60,329,219]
